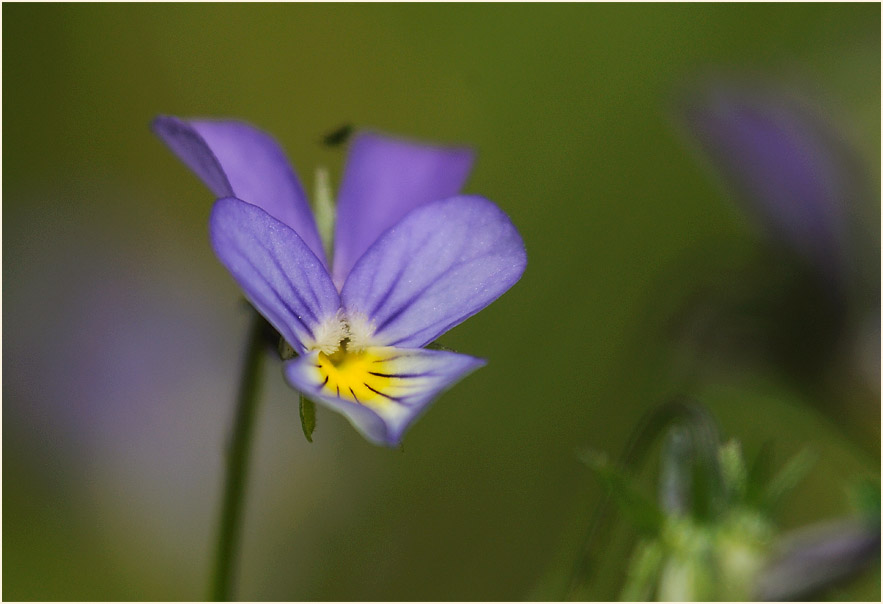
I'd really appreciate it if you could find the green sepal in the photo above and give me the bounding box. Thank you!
[579,449,664,536]
[659,426,693,516]
[299,394,316,443]
[424,340,453,352]
[313,166,336,261]
[718,439,747,505]
[761,448,815,513]
[744,441,773,507]
[620,539,664,601]
[278,338,297,361]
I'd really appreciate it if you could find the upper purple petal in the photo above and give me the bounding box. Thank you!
[341,195,526,348]
[331,132,475,288]
[209,197,340,354]
[152,116,327,264]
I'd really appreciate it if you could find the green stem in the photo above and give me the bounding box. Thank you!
[210,312,266,601]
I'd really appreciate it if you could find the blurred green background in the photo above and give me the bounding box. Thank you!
[3,3,879,600]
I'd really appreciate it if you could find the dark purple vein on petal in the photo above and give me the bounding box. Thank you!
[373,257,473,334]
[259,244,321,325]
[368,371,431,379]
[369,262,410,318]
[372,355,405,363]
[237,254,315,341]
[363,384,410,405]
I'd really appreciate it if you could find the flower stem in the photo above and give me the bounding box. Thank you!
[210,311,266,601]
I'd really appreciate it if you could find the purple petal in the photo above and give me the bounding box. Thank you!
[684,88,851,281]
[341,196,526,348]
[209,197,340,353]
[756,519,881,601]
[331,131,475,287]
[284,347,485,446]
[152,116,326,263]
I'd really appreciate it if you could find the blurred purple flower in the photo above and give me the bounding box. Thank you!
[756,519,881,601]
[685,86,853,284]
[152,117,526,445]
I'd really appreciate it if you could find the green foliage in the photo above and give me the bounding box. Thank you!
[313,166,336,261]
[576,402,828,601]
[744,441,774,509]
[299,395,316,443]
[3,3,877,600]
[424,340,453,352]
[620,539,664,601]
[848,478,881,527]
[760,448,816,514]
[718,439,748,504]
[278,338,297,361]
[579,449,664,536]
[659,426,692,516]
[620,435,777,602]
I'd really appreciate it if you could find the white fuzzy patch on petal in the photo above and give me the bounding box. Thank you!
[345,311,377,351]
[307,310,349,355]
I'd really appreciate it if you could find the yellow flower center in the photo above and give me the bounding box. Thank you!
[316,345,394,407]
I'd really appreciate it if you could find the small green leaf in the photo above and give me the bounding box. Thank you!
[299,395,316,443]
[579,449,663,535]
[762,448,815,513]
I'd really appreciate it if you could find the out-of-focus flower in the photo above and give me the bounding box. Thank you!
[611,431,777,601]
[673,83,881,459]
[684,85,856,286]
[152,117,526,446]
[756,518,881,601]
[580,404,878,601]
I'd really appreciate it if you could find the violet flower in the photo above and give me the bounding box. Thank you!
[684,86,852,284]
[756,519,881,601]
[152,117,526,446]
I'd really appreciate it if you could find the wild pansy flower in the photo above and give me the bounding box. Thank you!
[683,85,854,285]
[152,117,526,446]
